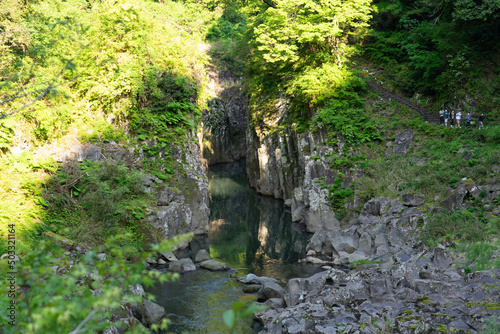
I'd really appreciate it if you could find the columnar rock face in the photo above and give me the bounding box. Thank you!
[146,138,210,242]
[246,126,339,233]
[305,197,424,265]
[200,62,247,166]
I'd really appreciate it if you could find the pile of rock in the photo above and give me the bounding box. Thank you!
[146,249,229,273]
[303,197,425,266]
[254,246,500,334]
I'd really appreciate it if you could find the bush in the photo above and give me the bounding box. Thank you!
[43,160,153,249]
[421,211,486,247]
[0,234,187,333]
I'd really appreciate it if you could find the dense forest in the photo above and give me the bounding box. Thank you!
[1,0,500,332]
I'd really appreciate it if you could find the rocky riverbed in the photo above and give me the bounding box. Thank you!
[245,192,500,333]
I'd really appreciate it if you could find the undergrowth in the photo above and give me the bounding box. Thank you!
[42,160,155,251]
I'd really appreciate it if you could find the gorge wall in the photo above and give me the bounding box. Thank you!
[200,62,247,166]
[245,114,341,233]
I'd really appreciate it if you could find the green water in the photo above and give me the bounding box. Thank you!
[149,160,320,333]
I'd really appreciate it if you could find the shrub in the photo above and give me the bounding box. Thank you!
[421,211,485,247]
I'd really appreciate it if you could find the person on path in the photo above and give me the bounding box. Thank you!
[478,113,485,129]
[456,110,462,127]
[444,109,449,127]
[439,109,444,125]
[450,110,455,127]
[466,112,472,127]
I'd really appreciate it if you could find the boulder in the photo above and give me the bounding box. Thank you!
[461,178,482,198]
[43,232,78,251]
[159,250,178,262]
[265,298,284,309]
[440,185,468,211]
[81,146,102,162]
[139,299,166,325]
[195,249,211,263]
[390,129,414,155]
[200,259,229,271]
[179,258,196,271]
[402,193,425,206]
[242,284,261,293]
[169,258,196,272]
[238,274,279,285]
[260,282,285,300]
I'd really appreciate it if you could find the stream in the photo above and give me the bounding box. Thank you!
[148,160,321,333]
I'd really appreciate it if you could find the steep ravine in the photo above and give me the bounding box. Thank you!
[200,48,247,167]
[169,44,500,333]
[242,123,500,333]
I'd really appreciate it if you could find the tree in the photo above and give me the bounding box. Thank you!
[0,234,190,333]
[248,0,372,73]
[245,0,372,126]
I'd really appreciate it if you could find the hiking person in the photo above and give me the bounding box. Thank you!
[439,109,444,125]
[444,109,449,126]
[466,112,472,127]
[456,110,462,127]
[450,110,455,127]
[478,113,485,129]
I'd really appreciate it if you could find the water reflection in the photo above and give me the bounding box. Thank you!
[208,160,315,281]
[148,160,320,333]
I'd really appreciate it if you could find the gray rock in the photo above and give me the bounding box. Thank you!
[461,178,482,198]
[358,232,373,255]
[265,298,284,309]
[168,261,183,272]
[159,250,177,262]
[157,187,174,206]
[169,258,196,272]
[200,259,229,271]
[179,258,196,271]
[440,185,468,211]
[103,325,120,334]
[402,193,425,206]
[97,253,107,261]
[238,274,279,285]
[242,284,261,293]
[335,312,357,325]
[128,284,145,297]
[390,129,414,155]
[81,146,102,162]
[140,299,166,325]
[195,249,211,263]
[260,282,284,300]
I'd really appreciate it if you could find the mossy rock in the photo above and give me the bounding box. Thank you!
[43,231,77,251]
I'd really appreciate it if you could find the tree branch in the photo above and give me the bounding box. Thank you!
[261,0,276,8]
[0,73,79,119]
[67,308,99,334]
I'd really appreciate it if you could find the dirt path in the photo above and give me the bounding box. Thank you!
[367,79,440,124]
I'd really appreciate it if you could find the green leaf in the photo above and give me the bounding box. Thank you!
[240,304,268,318]
[223,309,236,329]
[231,300,244,313]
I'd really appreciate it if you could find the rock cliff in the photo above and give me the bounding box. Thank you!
[246,125,339,233]
[34,131,210,246]
[200,62,247,166]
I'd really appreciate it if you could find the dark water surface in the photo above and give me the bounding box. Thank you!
[148,160,321,333]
